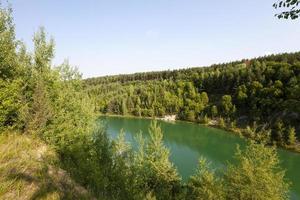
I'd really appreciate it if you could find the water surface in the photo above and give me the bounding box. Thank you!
[101,116,300,199]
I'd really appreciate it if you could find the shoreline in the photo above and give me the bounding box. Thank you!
[98,113,300,154]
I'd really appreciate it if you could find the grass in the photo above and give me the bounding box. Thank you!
[0,132,95,200]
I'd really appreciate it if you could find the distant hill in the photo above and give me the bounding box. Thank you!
[84,51,300,149]
[85,52,300,84]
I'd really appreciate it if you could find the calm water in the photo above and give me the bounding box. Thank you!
[100,116,300,199]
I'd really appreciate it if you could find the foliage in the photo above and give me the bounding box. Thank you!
[273,0,300,19]
[287,126,297,145]
[0,6,99,198]
[133,121,182,199]
[224,142,290,200]
[0,6,23,131]
[85,52,300,149]
[186,158,225,200]
[0,6,17,80]
[221,95,235,118]
[0,79,22,130]
[219,117,226,128]
[210,105,218,118]
[0,4,293,200]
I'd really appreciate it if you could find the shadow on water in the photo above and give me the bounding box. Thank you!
[100,116,300,200]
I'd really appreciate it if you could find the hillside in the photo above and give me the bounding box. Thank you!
[0,133,95,200]
[85,52,300,149]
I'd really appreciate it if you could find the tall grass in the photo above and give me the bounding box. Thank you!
[0,133,95,200]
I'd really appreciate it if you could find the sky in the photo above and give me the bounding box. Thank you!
[9,0,300,78]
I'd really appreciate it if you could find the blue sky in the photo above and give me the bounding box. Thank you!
[10,0,300,78]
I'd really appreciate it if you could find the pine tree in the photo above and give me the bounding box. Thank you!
[33,27,54,73]
[134,121,181,199]
[287,126,297,146]
[224,142,290,200]
[219,117,225,128]
[274,120,286,146]
[110,129,135,199]
[187,158,225,200]
[26,79,52,135]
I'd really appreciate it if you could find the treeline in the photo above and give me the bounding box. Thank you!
[86,53,300,85]
[0,6,291,200]
[85,52,300,149]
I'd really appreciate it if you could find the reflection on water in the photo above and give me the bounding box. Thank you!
[101,116,300,199]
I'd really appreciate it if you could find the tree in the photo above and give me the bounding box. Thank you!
[25,28,55,135]
[187,158,225,200]
[219,117,226,128]
[273,0,300,19]
[0,6,18,80]
[33,27,54,73]
[286,126,297,145]
[26,79,52,135]
[211,105,218,118]
[237,84,248,102]
[43,63,95,148]
[113,128,130,156]
[121,98,127,115]
[0,6,23,131]
[0,79,22,130]
[135,105,142,117]
[134,121,181,199]
[221,95,235,117]
[274,120,286,145]
[224,142,290,200]
[110,129,136,199]
[186,109,196,121]
[200,92,209,105]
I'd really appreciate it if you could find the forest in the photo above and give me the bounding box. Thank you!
[0,5,295,200]
[85,52,300,151]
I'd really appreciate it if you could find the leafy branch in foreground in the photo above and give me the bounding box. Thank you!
[273,0,300,19]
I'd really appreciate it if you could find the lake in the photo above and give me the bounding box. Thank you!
[100,116,300,199]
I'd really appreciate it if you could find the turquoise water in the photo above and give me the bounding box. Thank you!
[101,116,300,199]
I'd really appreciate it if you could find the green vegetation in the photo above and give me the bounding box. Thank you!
[0,5,293,200]
[0,5,98,199]
[0,133,95,199]
[186,158,224,200]
[224,142,290,200]
[85,52,300,151]
[186,141,290,200]
[273,0,300,19]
